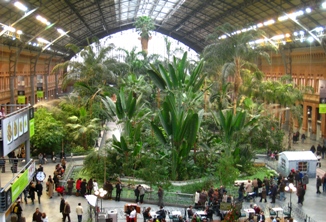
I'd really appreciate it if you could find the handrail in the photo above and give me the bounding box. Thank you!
[0,159,34,193]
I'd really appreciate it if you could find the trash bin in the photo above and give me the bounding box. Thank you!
[108,209,118,222]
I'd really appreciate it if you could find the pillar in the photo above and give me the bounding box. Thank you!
[302,104,308,132]
[311,104,317,140]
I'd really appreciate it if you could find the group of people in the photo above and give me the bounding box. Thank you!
[59,197,84,222]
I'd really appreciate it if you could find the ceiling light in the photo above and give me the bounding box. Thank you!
[307,36,314,42]
[278,15,288,21]
[299,30,305,35]
[37,37,49,44]
[271,34,285,40]
[57,28,66,35]
[314,27,324,32]
[257,23,263,28]
[14,2,28,12]
[305,8,312,13]
[263,19,275,26]
[293,32,298,36]
[16,30,23,35]
[4,25,16,32]
[36,15,51,26]
[322,2,326,9]
[285,33,290,38]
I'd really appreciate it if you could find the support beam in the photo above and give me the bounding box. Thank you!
[63,0,93,34]
[9,46,23,109]
[280,46,292,75]
[95,0,109,34]
[44,55,54,100]
[30,51,42,105]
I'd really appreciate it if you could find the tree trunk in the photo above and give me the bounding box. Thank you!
[233,57,242,114]
[141,37,149,54]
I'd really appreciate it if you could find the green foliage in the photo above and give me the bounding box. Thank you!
[134,16,155,39]
[180,177,218,194]
[215,153,240,186]
[31,108,64,154]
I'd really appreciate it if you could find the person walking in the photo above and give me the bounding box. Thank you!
[0,156,5,172]
[41,212,49,222]
[322,173,326,192]
[13,201,23,221]
[158,186,164,207]
[36,181,43,204]
[63,201,71,222]
[115,181,122,201]
[139,185,145,204]
[67,178,75,195]
[47,175,54,198]
[297,184,305,205]
[60,197,65,219]
[29,181,36,204]
[108,181,114,200]
[76,203,84,222]
[87,178,93,194]
[316,175,322,194]
[135,185,140,203]
[259,186,267,203]
[32,208,42,222]
[302,173,309,190]
[301,133,306,143]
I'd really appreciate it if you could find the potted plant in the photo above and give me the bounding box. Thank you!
[134,16,155,54]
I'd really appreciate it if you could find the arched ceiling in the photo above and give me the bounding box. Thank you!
[1,0,326,59]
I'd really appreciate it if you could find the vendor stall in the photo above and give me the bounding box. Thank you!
[277,151,317,178]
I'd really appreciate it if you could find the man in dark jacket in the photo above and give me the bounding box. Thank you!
[35,181,43,204]
[32,207,42,222]
[270,184,278,203]
[60,197,65,219]
[297,184,305,205]
[316,175,322,194]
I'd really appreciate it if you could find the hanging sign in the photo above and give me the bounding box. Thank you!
[37,75,44,99]
[17,76,25,104]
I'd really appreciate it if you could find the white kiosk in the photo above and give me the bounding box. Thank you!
[278,151,318,178]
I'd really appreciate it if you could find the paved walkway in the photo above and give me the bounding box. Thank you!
[4,135,326,221]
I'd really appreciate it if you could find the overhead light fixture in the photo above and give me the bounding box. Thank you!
[322,2,326,9]
[36,37,50,44]
[57,28,66,35]
[257,23,263,28]
[263,19,275,26]
[305,8,312,13]
[14,2,28,12]
[36,15,51,26]
[307,36,314,42]
[16,30,23,35]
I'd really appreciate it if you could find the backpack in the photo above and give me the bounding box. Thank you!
[13,205,19,213]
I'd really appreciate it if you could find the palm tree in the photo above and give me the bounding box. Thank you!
[147,52,206,180]
[134,16,155,54]
[52,38,122,97]
[66,107,100,149]
[203,23,276,113]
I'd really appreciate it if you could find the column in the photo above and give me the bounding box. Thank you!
[311,105,317,140]
[302,104,308,132]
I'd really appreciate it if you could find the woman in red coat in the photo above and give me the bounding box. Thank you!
[76,178,82,194]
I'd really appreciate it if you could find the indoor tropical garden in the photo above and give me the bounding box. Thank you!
[31,20,311,203]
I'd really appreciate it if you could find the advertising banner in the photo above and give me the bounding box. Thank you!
[319,80,326,113]
[11,170,29,202]
[1,110,30,156]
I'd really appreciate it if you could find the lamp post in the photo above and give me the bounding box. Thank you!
[284,183,297,218]
[95,188,107,212]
